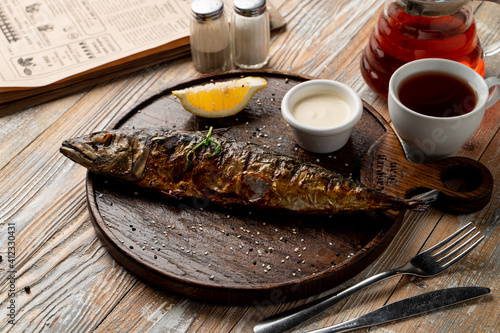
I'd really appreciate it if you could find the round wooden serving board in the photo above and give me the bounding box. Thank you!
[86,70,492,305]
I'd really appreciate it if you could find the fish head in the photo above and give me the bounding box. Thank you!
[60,130,149,181]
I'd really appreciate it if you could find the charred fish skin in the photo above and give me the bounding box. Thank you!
[60,128,438,214]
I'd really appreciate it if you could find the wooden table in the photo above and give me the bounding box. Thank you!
[1,0,499,332]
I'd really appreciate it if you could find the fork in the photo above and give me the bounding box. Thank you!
[253,222,484,333]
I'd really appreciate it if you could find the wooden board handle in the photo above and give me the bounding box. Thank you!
[360,121,493,214]
[413,157,494,213]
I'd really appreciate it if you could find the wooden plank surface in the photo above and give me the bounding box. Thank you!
[1,0,499,332]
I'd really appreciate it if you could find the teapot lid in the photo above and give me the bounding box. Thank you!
[397,0,470,16]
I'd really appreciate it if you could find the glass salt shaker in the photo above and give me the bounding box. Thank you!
[231,0,270,69]
[190,0,231,73]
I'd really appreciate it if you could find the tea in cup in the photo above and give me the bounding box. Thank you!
[388,58,500,163]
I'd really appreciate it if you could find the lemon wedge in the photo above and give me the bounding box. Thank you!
[172,77,267,118]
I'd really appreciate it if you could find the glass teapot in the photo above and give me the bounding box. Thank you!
[360,0,500,98]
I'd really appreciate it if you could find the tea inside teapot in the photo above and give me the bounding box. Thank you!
[360,0,485,98]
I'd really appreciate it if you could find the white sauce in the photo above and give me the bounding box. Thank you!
[291,92,352,128]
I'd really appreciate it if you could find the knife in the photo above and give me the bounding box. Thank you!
[305,287,490,333]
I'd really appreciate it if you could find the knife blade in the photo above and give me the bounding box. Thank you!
[306,286,490,333]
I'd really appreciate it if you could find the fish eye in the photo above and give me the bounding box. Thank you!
[101,133,114,147]
[90,133,114,148]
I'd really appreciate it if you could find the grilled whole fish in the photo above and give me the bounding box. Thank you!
[60,128,438,214]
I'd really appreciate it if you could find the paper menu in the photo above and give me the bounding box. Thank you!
[0,0,192,88]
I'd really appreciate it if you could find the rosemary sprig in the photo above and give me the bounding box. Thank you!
[186,126,221,167]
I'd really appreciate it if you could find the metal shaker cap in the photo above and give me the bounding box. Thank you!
[234,0,266,17]
[191,0,224,21]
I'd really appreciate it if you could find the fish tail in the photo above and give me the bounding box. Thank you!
[406,189,439,211]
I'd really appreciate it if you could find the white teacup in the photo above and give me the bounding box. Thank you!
[388,58,500,163]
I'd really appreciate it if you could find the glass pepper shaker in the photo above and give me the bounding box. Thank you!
[231,0,270,69]
[190,0,231,73]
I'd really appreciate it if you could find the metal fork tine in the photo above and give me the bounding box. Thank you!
[424,222,473,253]
[433,227,476,258]
[437,231,482,263]
[439,235,484,269]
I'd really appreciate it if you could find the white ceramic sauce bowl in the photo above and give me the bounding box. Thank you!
[281,80,363,154]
